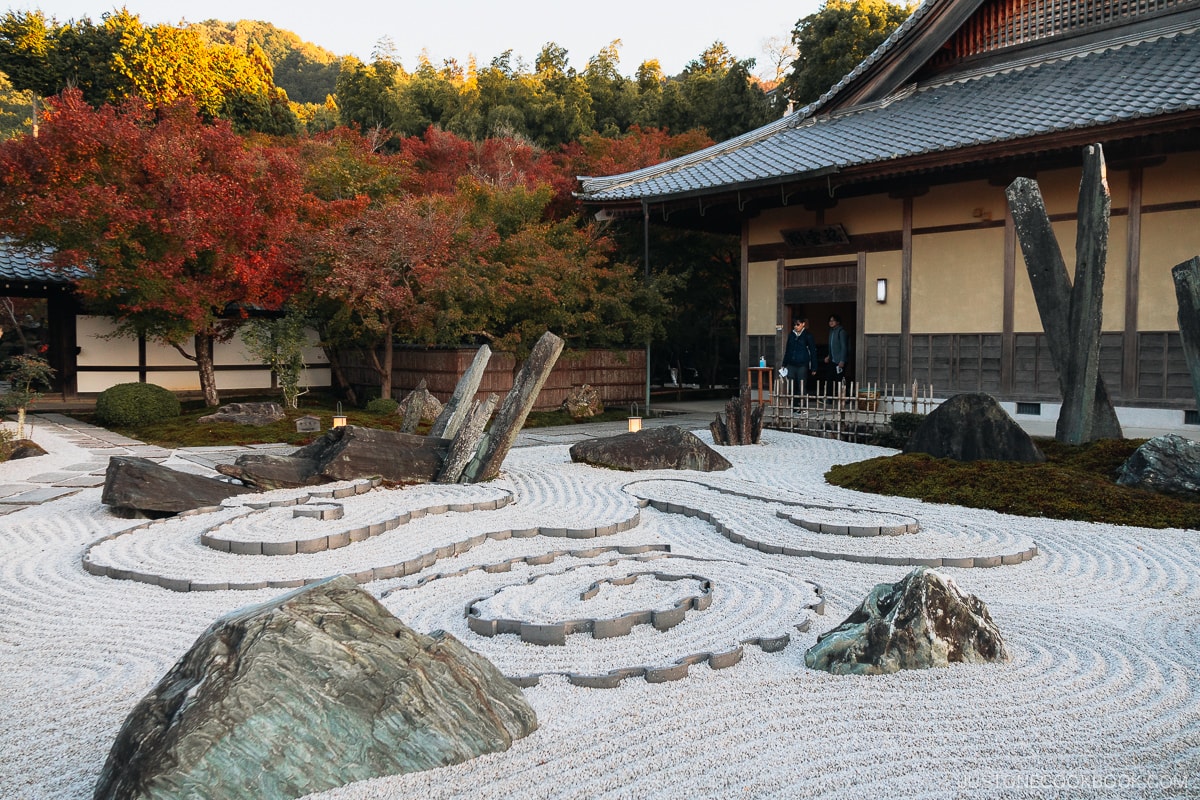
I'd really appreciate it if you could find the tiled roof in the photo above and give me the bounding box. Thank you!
[0,239,87,285]
[578,21,1200,202]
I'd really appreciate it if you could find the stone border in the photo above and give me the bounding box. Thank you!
[384,551,825,689]
[625,479,1037,569]
[200,491,514,556]
[82,493,648,592]
[776,509,919,537]
[466,569,714,645]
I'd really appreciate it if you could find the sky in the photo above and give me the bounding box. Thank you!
[25,1,825,79]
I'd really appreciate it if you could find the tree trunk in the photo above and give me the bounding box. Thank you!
[381,325,394,400]
[324,346,359,407]
[195,332,220,407]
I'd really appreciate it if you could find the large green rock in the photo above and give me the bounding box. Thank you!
[94,576,537,800]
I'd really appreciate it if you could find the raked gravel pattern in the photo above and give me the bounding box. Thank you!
[0,424,1198,799]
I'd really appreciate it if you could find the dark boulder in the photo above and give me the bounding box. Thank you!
[569,425,732,472]
[102,456,252,517]
[2,438,48,460]
[805,566,1010,676]
[94,575,537,800]
[197,402,286,427]
[218,425,450,489]
[905,393,1044,463]
[1116,433,1200,497]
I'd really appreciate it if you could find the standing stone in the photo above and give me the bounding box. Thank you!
[396,379,444,434]
[1007,148,1122,444]
[561,384,604,420]
[93,576,537,800]
[1061,144,1109,445]
[439,393,499,483]
[462,331,564,482]
[1172,256,1200,412]
[429,345,492,440]
[710,385,763,445]
[805,567,1009,675]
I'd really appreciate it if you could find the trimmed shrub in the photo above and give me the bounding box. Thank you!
[871,412,926,449]
[365,397,399,415]
[94,383,181,427]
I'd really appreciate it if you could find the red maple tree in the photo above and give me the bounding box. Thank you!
[0,90,312,405]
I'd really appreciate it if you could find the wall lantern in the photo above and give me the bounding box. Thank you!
[876,278,888,304]
[628,402,643,433]
[332,402,348,428]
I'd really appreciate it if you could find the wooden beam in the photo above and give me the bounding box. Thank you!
[901,197,913,385]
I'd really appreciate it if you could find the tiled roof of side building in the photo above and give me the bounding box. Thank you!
[578,22,1200,203]
[0,239,87,284]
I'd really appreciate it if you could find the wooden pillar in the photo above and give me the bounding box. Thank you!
[855,251,867,383]
[775,258,786,365]
[1122,166,1142,400]
[740,220,750,382]
[901,197,913,385]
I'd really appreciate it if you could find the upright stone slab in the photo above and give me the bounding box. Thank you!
[397,379,443,434]
[462,331,564,482]
[1007,161,1122,443]
[439,393,499,483]
[93,576,537,800]
[1060,144,1110,444]
[1173,256,1200,411]
[429,345,492,440]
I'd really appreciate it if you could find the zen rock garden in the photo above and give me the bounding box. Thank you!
[84,331,1043,800]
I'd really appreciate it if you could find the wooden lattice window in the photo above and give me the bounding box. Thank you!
[932,0,1192,66]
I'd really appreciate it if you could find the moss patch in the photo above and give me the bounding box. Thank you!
[826,438,1200,529]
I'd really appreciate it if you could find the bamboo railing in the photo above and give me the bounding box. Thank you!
[764,379,936,443]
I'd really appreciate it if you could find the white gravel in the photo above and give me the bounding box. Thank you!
[1,421,1198,800]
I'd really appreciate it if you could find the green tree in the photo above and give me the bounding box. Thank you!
[240,307,311,408]
[785,0,915,106]
[335,54,402,133]
[584,41,638,135]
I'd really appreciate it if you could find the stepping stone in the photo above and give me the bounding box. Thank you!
[25,472,80,484]
[0,487,79,504]
[54,476,107,488]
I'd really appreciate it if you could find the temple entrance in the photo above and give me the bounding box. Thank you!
[787,301,857,384]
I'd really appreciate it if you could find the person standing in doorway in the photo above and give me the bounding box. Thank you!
[825,314,849,382]
[782,317,817,403]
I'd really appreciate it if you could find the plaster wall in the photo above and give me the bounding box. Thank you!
[747,261,778,335]
[750,207,817,245]
[913,180,1004,228]
[1144,151,1200,205]
[829,194,902,234]
[911,228,1006,333]
[864,251,902,334]
[1140,208,1200,330]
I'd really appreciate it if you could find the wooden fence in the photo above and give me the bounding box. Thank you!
[343,346,646,411]
[765,379,937,443]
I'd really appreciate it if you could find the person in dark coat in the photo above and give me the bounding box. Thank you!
[782,318,817,400]
[825,314,849,383]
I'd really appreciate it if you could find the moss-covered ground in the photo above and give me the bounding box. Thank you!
[825,438,1200,530]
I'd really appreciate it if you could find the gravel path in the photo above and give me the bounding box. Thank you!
[0,421,1197,799]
